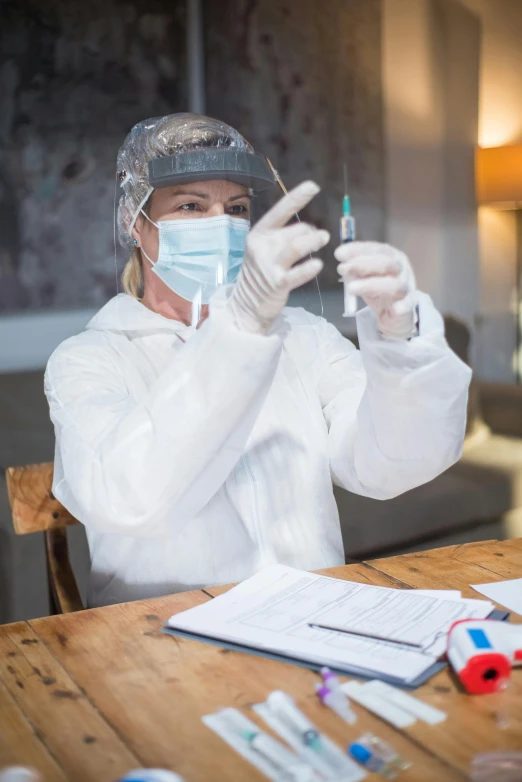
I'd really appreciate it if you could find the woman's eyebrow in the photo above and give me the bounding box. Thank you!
[170,189,210,199]
[228,193,251,202]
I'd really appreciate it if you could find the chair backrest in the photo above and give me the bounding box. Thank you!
[6,462,78,534]
[6,462,83,614]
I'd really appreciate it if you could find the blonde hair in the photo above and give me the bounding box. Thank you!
[122,248,144,299]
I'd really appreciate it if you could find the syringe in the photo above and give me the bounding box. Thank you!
[340,168,357,317]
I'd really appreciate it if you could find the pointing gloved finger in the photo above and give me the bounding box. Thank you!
[249,221,312,246]
[335,241,401,262]
[277,221,322,241]
[285,258,324,291]
[347,276,409,300]
[280,229,330,269]
[246,220,313,258]
[337,256,401,279]
[255,181,321,231]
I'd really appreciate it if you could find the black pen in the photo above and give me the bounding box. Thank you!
[308,623,424,649]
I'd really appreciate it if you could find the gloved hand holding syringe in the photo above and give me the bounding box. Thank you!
[336,166,418,339]
[229,165,418,340]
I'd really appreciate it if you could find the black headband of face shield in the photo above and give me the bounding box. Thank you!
[148,148,278,193]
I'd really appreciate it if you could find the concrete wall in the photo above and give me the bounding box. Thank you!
[384,0,522,381]
[204,0,385,293]
[0,0,187,315]
[3,0,521,378]
[0,0,384,370]
[458,0,522,381]
[382,0,480,331]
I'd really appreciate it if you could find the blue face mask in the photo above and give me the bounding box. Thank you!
[140,213,249,304]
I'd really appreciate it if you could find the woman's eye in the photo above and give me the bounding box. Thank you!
[228,204,248,215]
[179,203,200,211]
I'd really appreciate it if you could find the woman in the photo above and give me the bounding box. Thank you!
[45,113,471,607]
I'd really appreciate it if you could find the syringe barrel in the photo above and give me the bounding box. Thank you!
[343,286,357,317]
[340,214,356,243]
[339,214,357,316]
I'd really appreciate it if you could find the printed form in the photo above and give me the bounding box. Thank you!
[168,565,493,684]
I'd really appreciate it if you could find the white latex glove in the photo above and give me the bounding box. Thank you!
[334,241,418,339]
[228,181,329,334]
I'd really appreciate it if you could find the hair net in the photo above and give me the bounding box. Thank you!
[116,113,271,248]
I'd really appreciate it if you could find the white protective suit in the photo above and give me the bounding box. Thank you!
[45,287,471,607]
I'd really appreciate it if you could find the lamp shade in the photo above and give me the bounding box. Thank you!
[476,145,522,207]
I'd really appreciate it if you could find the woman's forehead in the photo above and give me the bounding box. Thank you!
[165,180,250,199]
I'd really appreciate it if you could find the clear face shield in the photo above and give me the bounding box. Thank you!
[115,117,324,329]
[125,148,277,327]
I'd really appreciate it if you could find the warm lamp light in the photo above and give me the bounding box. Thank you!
[476,145,522,207]
[476,146,522,383]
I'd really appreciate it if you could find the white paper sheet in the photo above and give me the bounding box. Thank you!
[413,589,461,600]
[471,578,522,616]
[168,565,493,684]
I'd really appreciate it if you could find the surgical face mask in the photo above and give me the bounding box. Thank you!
[139,212,250,305]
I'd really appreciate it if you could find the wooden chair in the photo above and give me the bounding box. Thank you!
[6,462,84,614]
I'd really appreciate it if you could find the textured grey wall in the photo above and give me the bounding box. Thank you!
[205,0,385,287]
[0,0,384,311]
[0,0,186,313]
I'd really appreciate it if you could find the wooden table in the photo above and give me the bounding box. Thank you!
[1,539,521,781]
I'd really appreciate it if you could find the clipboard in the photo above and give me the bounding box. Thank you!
[162,607,509,690]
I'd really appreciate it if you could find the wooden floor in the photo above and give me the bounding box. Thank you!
[0,539,521,781]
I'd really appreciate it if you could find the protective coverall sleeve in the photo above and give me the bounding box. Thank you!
[316,291,472,500]
[45,303,283,537]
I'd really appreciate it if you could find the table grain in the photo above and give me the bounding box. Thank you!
[1,539,521,781]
